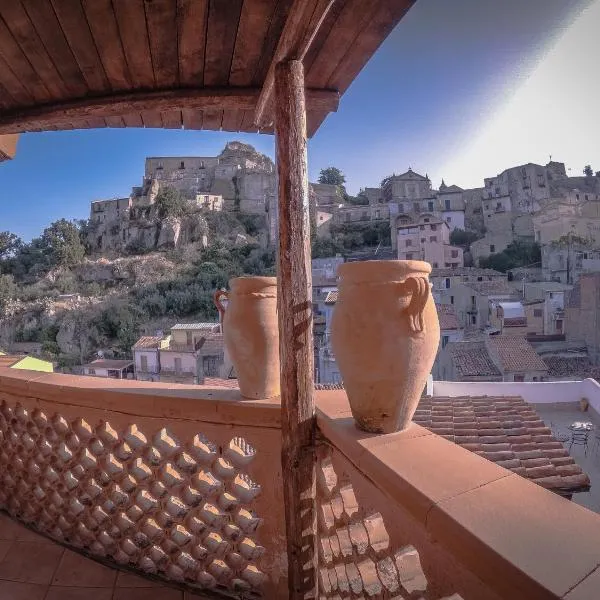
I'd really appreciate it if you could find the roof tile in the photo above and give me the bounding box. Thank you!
[414,395,590,495]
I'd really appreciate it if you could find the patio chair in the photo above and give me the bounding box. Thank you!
[569,430,590,455]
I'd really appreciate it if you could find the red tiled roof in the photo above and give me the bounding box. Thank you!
[202,377,239,389]
[449,341,501,378]
[543,356,600,380]
[133,336,163,349]
[414,395,590,495]
[503,317,527,327]
[488,336,548,373]
[437,304,460,330]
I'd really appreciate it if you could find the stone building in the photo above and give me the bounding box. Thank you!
[144,142,275,215]
[89,197,131,225]
[439,336,548,382]
[524,281,572,335]
[443,279,518,329]
[430,266,506,303]
[396,219,463,268]
[431,304,464,380]
[483,162,563,214]
[566,273,600,364]
[542,241,600,284]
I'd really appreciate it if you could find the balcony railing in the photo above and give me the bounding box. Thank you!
[0,369,599,598]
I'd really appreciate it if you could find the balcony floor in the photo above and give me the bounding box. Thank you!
[0,513,199,600]
[536,404,600,513]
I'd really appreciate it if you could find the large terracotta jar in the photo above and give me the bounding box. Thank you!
[214,277,280,399]
[331,260,439,433]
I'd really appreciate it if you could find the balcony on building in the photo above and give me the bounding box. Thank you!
[1,1,599,599]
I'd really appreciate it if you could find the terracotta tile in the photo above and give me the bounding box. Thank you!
[427,475,600,598]
[0,581,46,600]
[113,588,183,600]
[45,587,114,600]
[0,540,64,584]
[564,566,600,599]
[116,571,164,588]
[52,550,117,587]
[358,433,511,523]
[0,514,22,541]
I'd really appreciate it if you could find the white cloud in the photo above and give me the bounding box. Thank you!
[440,0,600,187]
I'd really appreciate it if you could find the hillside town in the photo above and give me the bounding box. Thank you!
[2,2,600,599]
[4,149,599,390]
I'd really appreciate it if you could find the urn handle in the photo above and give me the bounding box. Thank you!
[403,276,429,333]
[214,289,229,320]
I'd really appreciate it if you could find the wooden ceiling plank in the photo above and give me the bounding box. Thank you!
[145,0,179,88]
[104,115,125,127]
[202,109,223,130]
[112,0,155,89]
[0,53,34,106]
[327,0,415,93]
[229,0,278,86]
[221,109,244,132]
[81,0,132,92]
[0,2,69,100]
[49,0,110,93]
[204,0,243,86]
[86,117,107,128]
[240,109,259,133]
[255,0,335,126]
[177,0,209,86]
[251,0,293,86]
[161,110,182,129]
[122,113,144,128]
[21,0,88,97]
[304,0,378,89]
[141,111,164,128]
[0,86,337,133]
[182,108,203,129]
[0,15,52,103]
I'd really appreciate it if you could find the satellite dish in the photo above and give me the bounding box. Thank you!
[97,350,105,359]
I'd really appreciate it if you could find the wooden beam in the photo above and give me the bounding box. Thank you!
[275,60,318,599]
[255,0,336,127]
[0,134,18,161]
[0,87,338,134]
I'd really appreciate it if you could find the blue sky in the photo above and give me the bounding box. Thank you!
[0,0,597,240]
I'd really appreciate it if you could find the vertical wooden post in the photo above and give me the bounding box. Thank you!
[274,59,317,599]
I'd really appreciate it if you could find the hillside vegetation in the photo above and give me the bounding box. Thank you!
[0,191,274,368]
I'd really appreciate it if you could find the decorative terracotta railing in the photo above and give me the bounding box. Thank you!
[0,370,287,598]
[2,370,600,599]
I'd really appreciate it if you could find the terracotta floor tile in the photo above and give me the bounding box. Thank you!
[0,514,22,541]
[45,586,114,600]
[116,570,164,588]
[0,540,64,584]
[15,526,53,544]
[52,550,117,588]
[0,580,47,600]
[0,542,11,564]
[112,587,184,600]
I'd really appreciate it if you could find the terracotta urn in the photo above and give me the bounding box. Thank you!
[214,276,280,399]
[331,260,439,433]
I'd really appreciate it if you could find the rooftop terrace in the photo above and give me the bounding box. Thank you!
[0,369,598,598]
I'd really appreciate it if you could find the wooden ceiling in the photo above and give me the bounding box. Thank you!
[0,0,415,138]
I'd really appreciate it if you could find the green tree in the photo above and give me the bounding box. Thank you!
[40,219,85,268]
[479,241,541,272]
[584,165,594,177]
[318,167,346,186]
[155,187,189,219]
[0,231,22,260]
[450,228,481,248]
[0,274,16,307]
